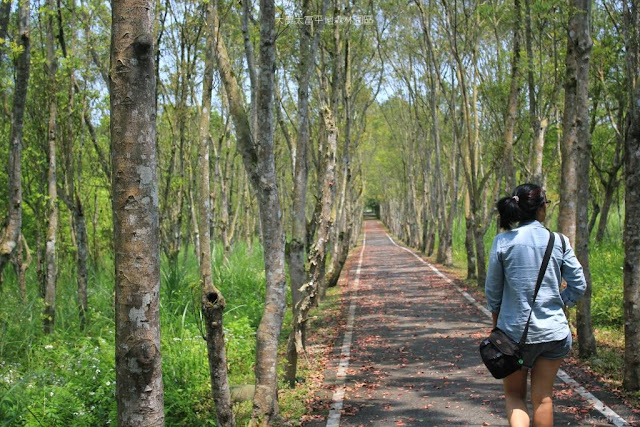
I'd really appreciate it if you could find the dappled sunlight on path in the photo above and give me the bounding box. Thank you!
[315,221,634,427]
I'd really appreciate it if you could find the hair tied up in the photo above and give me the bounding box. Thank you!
[497,183,544,230]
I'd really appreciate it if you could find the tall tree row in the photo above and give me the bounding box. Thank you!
[369,0,639,384]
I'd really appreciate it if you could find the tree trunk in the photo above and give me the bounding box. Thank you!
[595,173,618,242]
[43,0,59,335]
[565,0,597,359]
[439,155,460,267]
[92,190,100,268]
[109,0,164,424]
[214,88,232,254]
[241,0,258,139]
[525,0,547,185]
[0,0,30,277]
[558,5,584,243]
[250,1,286,420]
[288,0,313,345]
[75,199,89,329]
[285,0,328,387]
[188,188,201,263]
[464,190,476,279]
[502,0,521,191]
[211,0,286,422]
[69,77,89,329]
[287,103,337,387]
[474,223,487,285]
[588,200,600,236]
[623,0,640,392]
[465,215,476,280]
[0,0,11,65]
[417,0,451,262]
[197,2,235,422]
[16,234,32,302]
[220,135,232,254]
[327,24,354,291]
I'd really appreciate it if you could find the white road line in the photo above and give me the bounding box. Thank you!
[385,231,630,427]
[555,370,630,427]
[326,232,366,427]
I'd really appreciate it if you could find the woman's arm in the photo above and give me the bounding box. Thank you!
[485,237,504,316]
[559,235,587,307]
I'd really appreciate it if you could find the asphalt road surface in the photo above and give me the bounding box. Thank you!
[314,220,636,427]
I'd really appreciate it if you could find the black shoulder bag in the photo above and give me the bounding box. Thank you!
[479,231,556,379]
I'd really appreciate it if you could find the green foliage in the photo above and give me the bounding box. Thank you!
[590,236,624,327]
[0,242,268,425]
[212,242,266,329]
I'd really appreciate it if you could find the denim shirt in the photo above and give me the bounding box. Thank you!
[485,220,587,344]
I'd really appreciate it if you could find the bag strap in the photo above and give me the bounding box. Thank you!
[518,230,555,348]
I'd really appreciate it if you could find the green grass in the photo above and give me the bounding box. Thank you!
[0,241,269,425]
[590,239,624,327]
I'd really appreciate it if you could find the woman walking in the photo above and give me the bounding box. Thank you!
[485,183,587,427]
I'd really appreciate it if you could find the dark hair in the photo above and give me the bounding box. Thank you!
[497,183,546,230]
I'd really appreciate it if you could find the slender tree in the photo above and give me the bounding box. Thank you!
[43,0,59,334]
[560,0,597,359]
[623,0,640,392]
[197,0,234,423]
[285,0,328,387]
[0,0,31,277]
[286,0,314,387]
[524,0,549,186]
[109,0,164,423]
[0,0,11,65]
[502,0,521,191]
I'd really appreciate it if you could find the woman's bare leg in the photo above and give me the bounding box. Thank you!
[530,358,563,427]
[503,368,529,427]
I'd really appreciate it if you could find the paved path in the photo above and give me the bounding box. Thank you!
[319,220,635,426]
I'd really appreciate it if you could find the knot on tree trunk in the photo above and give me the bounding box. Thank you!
[202,289,226,309]
[133,34,153,59]
[207,291,218,304]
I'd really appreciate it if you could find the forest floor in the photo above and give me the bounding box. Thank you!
[300,220,639,426]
